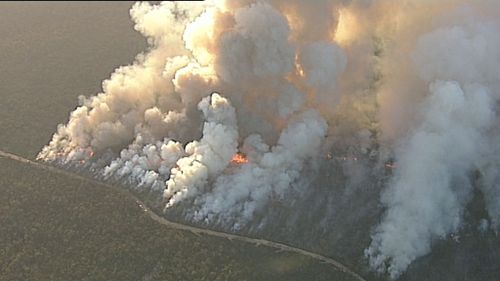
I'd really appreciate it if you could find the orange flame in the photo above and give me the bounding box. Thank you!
[231,153,249,165]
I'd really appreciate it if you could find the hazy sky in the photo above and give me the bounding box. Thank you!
[0,2,146,158]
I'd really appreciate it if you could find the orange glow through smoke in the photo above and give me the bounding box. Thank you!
[334,8,359,47]
[231,153,249,165]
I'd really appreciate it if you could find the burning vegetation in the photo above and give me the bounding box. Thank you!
[231,153,249,165]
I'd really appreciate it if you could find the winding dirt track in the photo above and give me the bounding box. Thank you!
[0,150,366,281]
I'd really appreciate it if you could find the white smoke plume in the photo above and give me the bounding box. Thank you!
[103,136,185,190]
[366,4,500,278]
[164,93,238,207]
[193,109,327,228]
[38,0,347,223]
[366,80,495,278]
[37,0,500,279]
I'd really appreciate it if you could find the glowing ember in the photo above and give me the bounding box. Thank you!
[231,153,249,165]
[385,163,396,169]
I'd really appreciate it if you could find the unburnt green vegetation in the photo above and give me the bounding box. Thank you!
[0,157,356,281]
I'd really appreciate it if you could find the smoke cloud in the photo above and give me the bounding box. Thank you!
[38,0,346,224]
[366,4,500,277]
[193,109,327,228]
[37,0,500,279]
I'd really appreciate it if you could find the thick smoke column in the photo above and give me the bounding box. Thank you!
[367,7,500,278]
[37,0,500,279]
[194,109,327,228]
[366,80,494,278]
[38,0,347,225]
[165,93,238,207]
